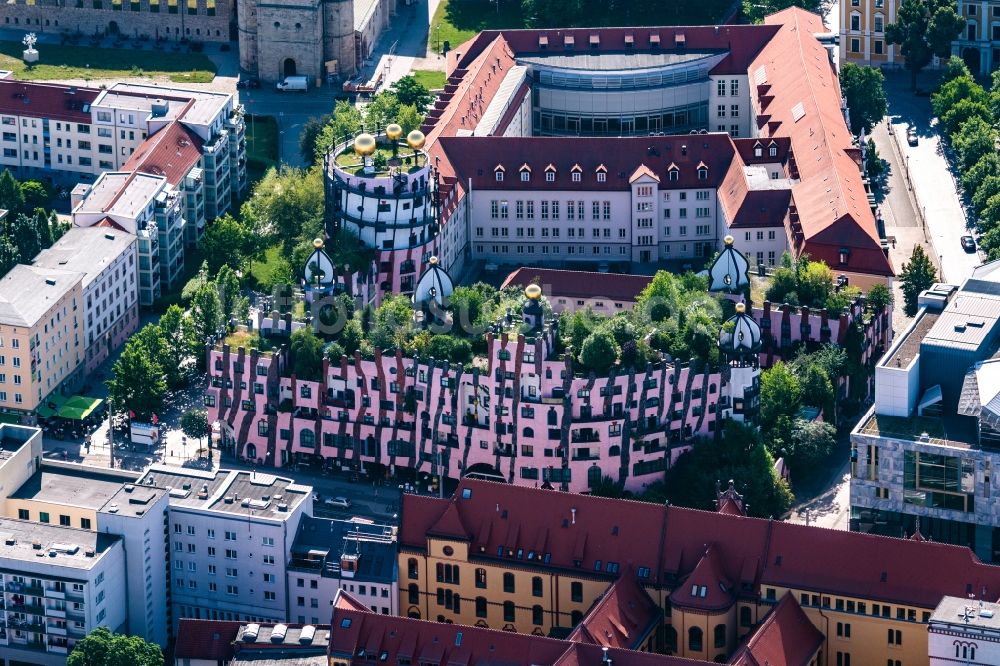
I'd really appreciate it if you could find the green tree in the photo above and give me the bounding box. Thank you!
[953,115,997,172]
[181,408,212,457]
[157,304,196,388]
[663,421,793,518]
[107,338,167,422]
[314,100,363,162]
[390,75,434,111]
[563,308,597,353]
[785,419,837,469]
[963,154,1000,196]
[866,283,892,314]
[742,0,820,24]
[887,0,965,90]
[796,260,834,309]
[760,362,802,428]
[579,330,618,373]
[839,63,887,135]
[201,214,251,274]
[943,54,973,81]
[19,180,48,213]
[189,283,223,348]
[0,236,18,275]
[932,74,987,120]
[396,103,424,135]
[67,627,163,666]
[865,138,886,183]
[290,327,324,381]
[589,475,625,498]
[972,174,1000,215]
[799,363,834,415]
[941,98,992,138]
[363,91,401,132]
[299,113,332,164]
[764,264,800,305]
[10,212,41,261]
[32,208,53,249]
[215,265,242,330]
[241,166,324,254]
[899,245,938,316]
[0,169,24,216]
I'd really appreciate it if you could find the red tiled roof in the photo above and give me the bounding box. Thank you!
[755,9,893,276]
[122,119,203,187]
[437,134,738,192]
[569,573,661,649]
[0,80,99,123]
[332,591,705,666]
[730,594,823,666]
[93,216,129,232]
[175,619,241,660]
[501,268,654,303]
[669,545,735,612]
[400,479,1000,611]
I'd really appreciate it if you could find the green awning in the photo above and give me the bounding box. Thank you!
[0,412,20,424]
[57,396,104,421]
[36,392,68,418]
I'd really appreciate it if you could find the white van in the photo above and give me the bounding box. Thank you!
[276,76,308,92]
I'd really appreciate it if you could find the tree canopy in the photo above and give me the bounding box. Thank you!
[68,627,163,666]
[899,245,938,316]
[839,63,887,135]
[886,0,965,90]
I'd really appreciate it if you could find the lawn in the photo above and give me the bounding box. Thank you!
[411,69,447,90]
[251,245,285,288]
[0,41,216,83]
[246,114,279,184]
[430,0,736,55]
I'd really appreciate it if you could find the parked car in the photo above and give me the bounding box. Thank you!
[961,235,977,252]
[907,127,918,146]
[237,77,260,90]
[324,496,352,509]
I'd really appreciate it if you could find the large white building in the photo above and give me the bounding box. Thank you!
[71,172,183,306]
[136,465,313,627]
[32,228,139,374]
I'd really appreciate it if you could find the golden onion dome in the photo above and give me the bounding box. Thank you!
[354,133,377,156]
[524,284,542,301]
[313,238,324,249]
[724,235,735,246]
[407,129,426,150]
[429,256,439,265]
[736,302,746,313]
[386,123,403,141]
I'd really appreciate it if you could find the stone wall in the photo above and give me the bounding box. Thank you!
[0,0,233,41]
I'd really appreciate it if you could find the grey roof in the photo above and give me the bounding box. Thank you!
[0,425,37,466]
[138,465,309,518]
[232,657,327,666]
[0,517,118,568]
[518,50,721,72]
[10,465,129,510]
[101,482,167,518]
[32,227,136,289]
[932,596,1000,631]
[0,264,83,327]
[290,516,397,583]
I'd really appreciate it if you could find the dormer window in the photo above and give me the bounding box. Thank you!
[494,165,505,182]
[521,171,530,182]
[572,172,581,182]
[546,172,555,182]
[697,163,708,180]
[769,143,778,157]
[589,34,600,48]
[564,35,575,49]
[597,172,606,183]
[753,142,762,158]
[839,247,850,265]
[667,163,679,182]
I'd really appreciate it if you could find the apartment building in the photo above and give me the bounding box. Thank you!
[850,260,1000,563]
[400,477,1000,665]
[136,464,313,626]
[287,516,398,624]
[840,0,895,67]
[32,228,139,374]
[0,265,83,420]
[71,171,182,305]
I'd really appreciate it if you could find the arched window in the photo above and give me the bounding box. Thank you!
[300,429,315,448]
[503,601,515,622]
[475,568,487,588]
[407,583,419,605]
[476,596,487,617]
[665,625,678,652]
[714,623,726,648]
[532,604,544,625]
[503,572,515,593]
[531,576,543,597]
[407,558,418,579]
[523,426,534,438]
[689,626,703,652]
[548,407,558,426]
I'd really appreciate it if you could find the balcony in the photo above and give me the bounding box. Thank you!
[45,607,66,619]
[7,582,43,595]
[46,623,67,636]
[43,588,65,600]
[47,643,68,654]
[571,429,600,444]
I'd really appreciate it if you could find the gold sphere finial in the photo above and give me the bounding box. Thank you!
[525,284,542,300]
[429,256,439,265]
[736,302,746,314]
[386,123,403,141]
[724,235,734,246]
[313,238,324,249]
[354,133,377,156]
[407,129,426,150]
